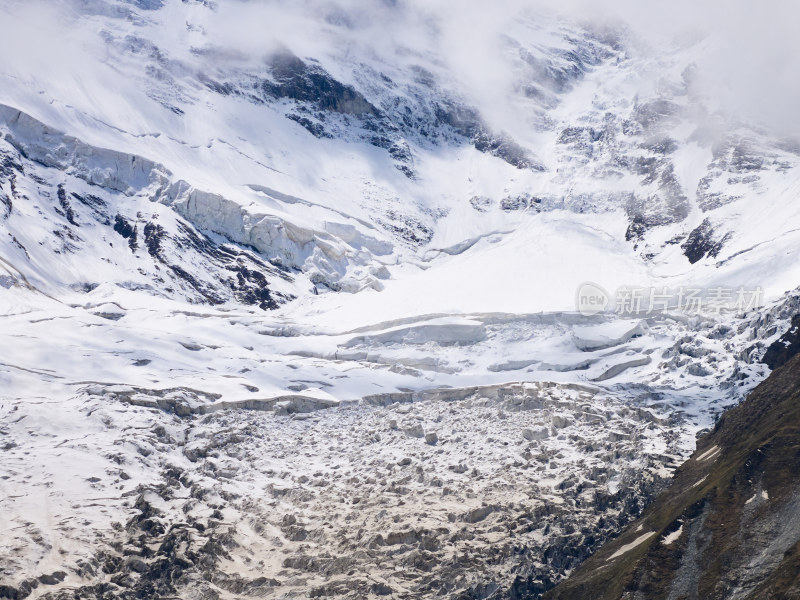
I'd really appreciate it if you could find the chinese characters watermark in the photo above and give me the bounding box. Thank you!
[576,282,763,317]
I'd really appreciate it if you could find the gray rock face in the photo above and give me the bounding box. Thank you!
[200,47,547,177]
[263,50,381,116]
[681,218,729,264]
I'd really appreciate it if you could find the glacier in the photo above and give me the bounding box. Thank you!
[2,1,800,598]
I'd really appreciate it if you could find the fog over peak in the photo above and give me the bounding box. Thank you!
[1,0,797,138]
[199,0,799,137]
[202,0,800,138]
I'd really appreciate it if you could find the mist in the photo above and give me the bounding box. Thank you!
[2,0,799,137]
[190,0,800,137]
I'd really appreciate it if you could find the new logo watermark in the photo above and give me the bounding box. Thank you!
[576,282,610,316]
[575,282,763,316]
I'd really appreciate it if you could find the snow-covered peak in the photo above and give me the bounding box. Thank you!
[3,3,800,598]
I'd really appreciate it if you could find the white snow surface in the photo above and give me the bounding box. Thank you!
[662,525,684,546]
[607,532,657,561]
[1,1,800,597]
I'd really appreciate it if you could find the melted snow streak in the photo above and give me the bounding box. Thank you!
[2,1,800,598]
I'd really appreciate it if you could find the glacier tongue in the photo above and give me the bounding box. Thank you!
[0,273,796,597]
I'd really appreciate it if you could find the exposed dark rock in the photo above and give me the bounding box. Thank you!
[500,194,542,212]
[37,572,66,586]
[376,211,433,246]
[173,222,287,309]
[681,218,729,264]
[0,151,23,181]
[124,0,165,10]
[264,50,379,116]
[469,196,493,212]
[56,185,78,226]
[285,112,331,138]
[72,191,107,213]
[713,138,765,173]
[473,132,543,171]
[142,222,164,257]
[546,352,800,600]
[640,136,678,155]
[696,173,739,212]
[618,152,692,247]
[558,126,603,145]
[113,215,138,251]
[0,585,21,600]
[518,33,615,95]
[762,314,800,370]
[0,191,10,218]
[631,99,682,133]
[695,137,770,212]
[624,214,648,243]
[112,208,288,309]
[200,49,545,172]
[229,263,279,310]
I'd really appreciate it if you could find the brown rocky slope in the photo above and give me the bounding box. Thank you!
[545,345,800,599]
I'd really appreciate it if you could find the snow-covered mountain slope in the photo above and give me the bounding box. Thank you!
[2,1,800,598]
[3,0,800,316]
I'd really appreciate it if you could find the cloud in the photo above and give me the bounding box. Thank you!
[187,0,800,136]
[546,0,800,136]
[4,0,800,137]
